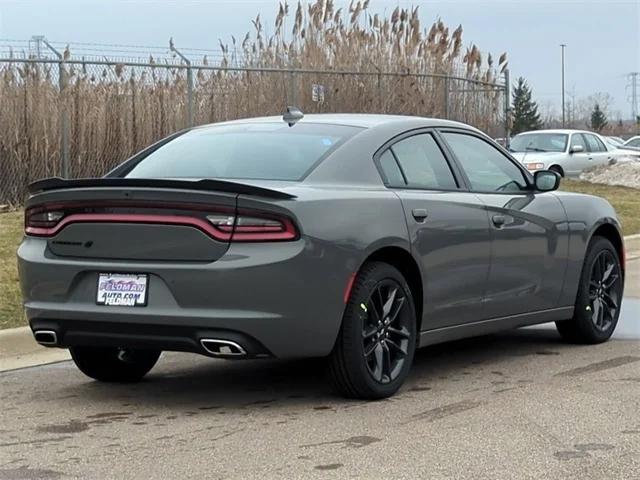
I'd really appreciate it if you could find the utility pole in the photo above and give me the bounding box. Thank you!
[560,44,566,128]
[627,72,639,128]
[504,69,511,146]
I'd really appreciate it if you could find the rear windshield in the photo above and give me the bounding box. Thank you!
[125,123,362,181]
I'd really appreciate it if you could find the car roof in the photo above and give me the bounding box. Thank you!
[515,129,601,135]
[196,113,477,130]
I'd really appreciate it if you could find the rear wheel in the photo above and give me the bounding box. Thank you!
[328,261,417,399]
[556,236,623,344]
[70,346,161,382]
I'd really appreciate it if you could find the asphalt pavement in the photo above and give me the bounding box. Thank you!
[1,318,639,479]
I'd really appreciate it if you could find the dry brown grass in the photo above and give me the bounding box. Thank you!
[0,0,507,205]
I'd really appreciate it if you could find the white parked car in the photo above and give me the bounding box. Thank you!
[624,136,640,149]
[510,129,631,177]
[606,136,625,146]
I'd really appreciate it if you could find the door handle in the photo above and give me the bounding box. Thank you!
[492,215,506,227]
[411,208,428,222]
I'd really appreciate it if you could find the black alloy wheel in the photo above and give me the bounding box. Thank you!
[328,261,417,399]
[556,236,623,344]
[587,249,621,332]
[361,280,412,384]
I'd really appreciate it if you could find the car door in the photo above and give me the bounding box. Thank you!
[583,133,613,167]
[375,131,492,330]
[565,133,590,175]
[438,129,568,319]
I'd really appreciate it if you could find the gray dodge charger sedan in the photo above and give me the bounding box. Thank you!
[18,113,625,399]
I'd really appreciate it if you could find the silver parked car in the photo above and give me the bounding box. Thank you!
[510,129,620,177]
[623,136,640,149]
[605,136,625,147]
[18,114,625,399]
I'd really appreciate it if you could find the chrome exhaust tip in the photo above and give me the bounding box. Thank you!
[34,330,58,346]
[200,339,246,357]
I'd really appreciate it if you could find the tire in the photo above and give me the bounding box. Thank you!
[328,261,417,399]
[549,165,564,177]
[70,346,161,382]
[555,236,623,344]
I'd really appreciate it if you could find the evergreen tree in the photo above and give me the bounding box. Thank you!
[511,77,543,135]
[589,103,608,132]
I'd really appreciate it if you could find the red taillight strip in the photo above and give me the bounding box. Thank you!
[25,200,299,242]
[25,213,233,241]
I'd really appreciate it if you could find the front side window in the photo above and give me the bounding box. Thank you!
[570,133,587,151]
[125,123,362,181]
[388,134,457,190]
[510,133,568,153]
[627,138,640,148]
[442,132,528,193]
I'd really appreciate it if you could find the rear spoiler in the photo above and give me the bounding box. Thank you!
[28,177,296,200]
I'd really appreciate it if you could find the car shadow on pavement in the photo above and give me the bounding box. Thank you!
[50,325,574,410]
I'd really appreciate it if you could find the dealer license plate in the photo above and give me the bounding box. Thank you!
[96,273,148,307]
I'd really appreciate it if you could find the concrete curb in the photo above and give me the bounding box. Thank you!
[0,326,70,372]
[1,233,638,373]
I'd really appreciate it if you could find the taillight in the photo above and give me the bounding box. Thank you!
[25,208,65,233]
[207,211,298,242]
[25,203,298,242]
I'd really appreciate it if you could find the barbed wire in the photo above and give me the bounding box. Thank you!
[0,38,234,68]
[0,38,227,57]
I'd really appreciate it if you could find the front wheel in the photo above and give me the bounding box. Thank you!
[70,346,161,382]
[549,165,564,177]
[328,261,417,399]
[556,236,623,344]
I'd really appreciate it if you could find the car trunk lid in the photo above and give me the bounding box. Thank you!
[26,178,296,262]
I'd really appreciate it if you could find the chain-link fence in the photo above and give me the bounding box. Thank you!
[0,57,509,205]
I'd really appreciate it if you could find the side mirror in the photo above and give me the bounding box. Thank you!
[569,145,584,154]
[534,170,560,192]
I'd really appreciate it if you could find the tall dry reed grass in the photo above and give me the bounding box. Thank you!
[0,0,507,205]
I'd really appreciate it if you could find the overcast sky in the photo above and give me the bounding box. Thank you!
[1,0,638,118]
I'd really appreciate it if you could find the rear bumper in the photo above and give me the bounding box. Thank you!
[29,318,272,358]
[18,235,355,359]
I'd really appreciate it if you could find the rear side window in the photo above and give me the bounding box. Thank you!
[388,134,457,189]
[378,150,405,185]
[583,134,606,152]
[125,123,362,181]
